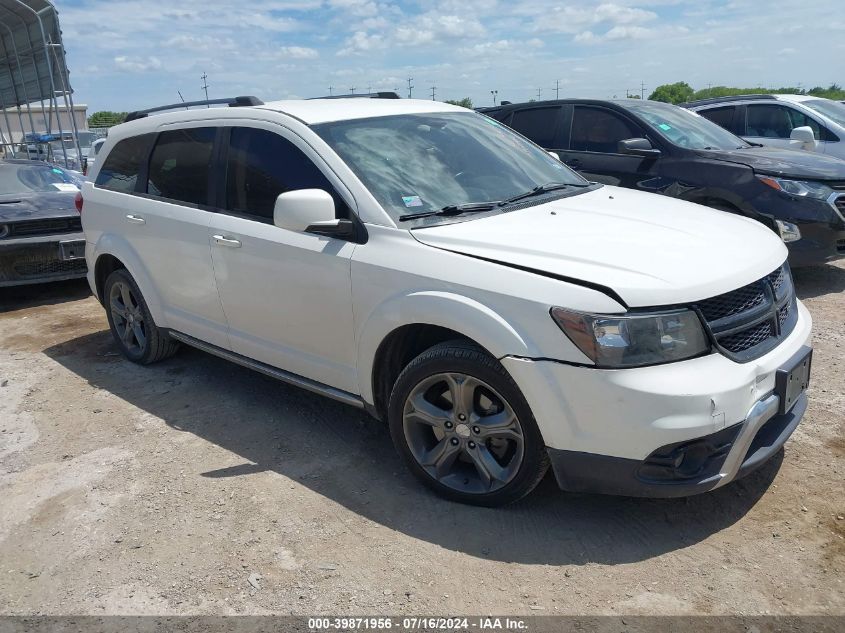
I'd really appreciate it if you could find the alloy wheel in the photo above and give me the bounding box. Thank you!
[402,372,525,494]
[109,280,147,355]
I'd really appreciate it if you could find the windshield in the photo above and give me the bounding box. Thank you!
[77,132,96,148]
[313,112,587,223]
[0,163,80,195]
[802,99,845,127]
[626,101,750,150]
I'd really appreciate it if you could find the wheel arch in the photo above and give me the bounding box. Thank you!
[91,234,165,323]
[358,291,530,419]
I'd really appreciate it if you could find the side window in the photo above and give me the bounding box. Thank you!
[746,104,821,140]
[509,107,561,148]
[570,106,640,153]
[698,107,737,133]
[146,127,216,206]
[225,127,341,221]
[95,134,154,193]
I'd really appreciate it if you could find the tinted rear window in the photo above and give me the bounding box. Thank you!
[95,134,154,193]
[509,107,560,148]
[147,128,216,206]
[698,107,736,132]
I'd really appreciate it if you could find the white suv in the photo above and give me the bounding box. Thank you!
[80,96,812,506]
[686,94,845,160]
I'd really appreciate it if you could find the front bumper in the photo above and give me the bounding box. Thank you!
[0,232,87,287]
[501,300,812,497]
[787,220,845,267]
[547,391,806,497]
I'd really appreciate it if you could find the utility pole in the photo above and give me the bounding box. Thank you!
[536,87,542,101]
[641,80,646,100]
[490,89,498,105]
[367,85,372,94]
[349,87,356,95]
[328,86,333,96]
[554,79,560,100]
[407,77,414,99]
[430,86,436,101]
[201,72,210,107]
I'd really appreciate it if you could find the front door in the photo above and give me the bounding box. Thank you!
[207,124,359,394]
[558,105,659,188]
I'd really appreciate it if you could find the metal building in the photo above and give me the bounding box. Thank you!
[0,0,81,169]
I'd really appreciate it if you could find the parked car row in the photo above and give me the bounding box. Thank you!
[478,96,845,267]
[78,96,812,506]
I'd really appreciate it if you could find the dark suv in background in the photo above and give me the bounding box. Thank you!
[479,99,845,267]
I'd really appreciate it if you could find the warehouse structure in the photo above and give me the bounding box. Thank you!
[0,0,81,168]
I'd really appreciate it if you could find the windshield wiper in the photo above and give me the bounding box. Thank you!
[498,182,579,207]
[398,201,499,222]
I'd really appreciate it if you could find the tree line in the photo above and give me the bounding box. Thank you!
[648,82,845,104]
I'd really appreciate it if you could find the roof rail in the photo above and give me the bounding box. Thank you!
[681,94,777,108]
[310,91,401,100]
[125,96,264,122]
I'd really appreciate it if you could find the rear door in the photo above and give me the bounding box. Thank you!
[93,129,228,348]
[558,105,659,187]
[206,122,359,393]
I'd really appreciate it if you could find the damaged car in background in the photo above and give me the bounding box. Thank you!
[0,159,86,287]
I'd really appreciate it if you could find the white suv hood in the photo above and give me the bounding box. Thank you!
[411,185,787,308]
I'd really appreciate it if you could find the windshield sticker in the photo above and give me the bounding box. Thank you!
[52,182,79,192]
[402,195,423,208]
[658,123,672,131]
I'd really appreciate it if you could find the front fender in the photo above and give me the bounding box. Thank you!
[90,233,165,325]
[356,290,532,404]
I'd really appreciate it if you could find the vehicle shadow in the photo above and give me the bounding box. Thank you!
[0,278,91,313]
[45,330,781,566]
[792,263,845,300]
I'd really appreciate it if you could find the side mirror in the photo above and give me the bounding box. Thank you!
[789,126,817,150]
[273,189,357,240]
[273,189,336,232]
[547,150,560,161]
[618,138,661,158]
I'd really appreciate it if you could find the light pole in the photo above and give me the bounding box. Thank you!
[490,90,498,106]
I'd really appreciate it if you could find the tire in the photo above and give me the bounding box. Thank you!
[388,340,549,507]
[103,268,179,365]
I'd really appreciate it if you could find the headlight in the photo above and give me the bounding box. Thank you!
[757,176,833,200]
[551,308,710,368]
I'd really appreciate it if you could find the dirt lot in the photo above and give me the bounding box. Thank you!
[0,263,843,617]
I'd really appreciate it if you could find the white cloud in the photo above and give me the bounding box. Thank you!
[278,46,320,59]
[114,56,162,72]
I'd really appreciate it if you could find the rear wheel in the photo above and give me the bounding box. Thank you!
[388,341,549,506]
[104,269,179,365]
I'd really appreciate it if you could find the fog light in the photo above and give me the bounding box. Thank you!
[775,220,801,243]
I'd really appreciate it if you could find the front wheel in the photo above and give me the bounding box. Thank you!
[388,341,549,506]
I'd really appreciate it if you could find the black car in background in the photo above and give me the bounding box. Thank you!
[0,160,86,287]
[479,99,845,267]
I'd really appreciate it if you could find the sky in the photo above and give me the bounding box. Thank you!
[56,0,843,113]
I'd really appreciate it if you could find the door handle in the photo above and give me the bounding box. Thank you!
[125,214,145,225]
[212,235,242,248]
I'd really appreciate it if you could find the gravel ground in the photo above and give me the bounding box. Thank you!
[0,263,843,616]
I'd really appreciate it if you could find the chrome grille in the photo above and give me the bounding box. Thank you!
[694,264,797,362]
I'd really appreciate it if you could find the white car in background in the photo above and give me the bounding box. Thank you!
[685,94,845,160]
